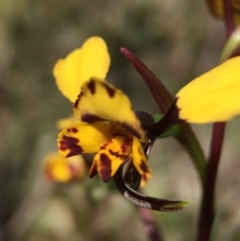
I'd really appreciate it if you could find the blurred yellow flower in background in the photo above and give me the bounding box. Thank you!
[43,152,86,182]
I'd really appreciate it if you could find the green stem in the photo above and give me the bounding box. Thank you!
[176,123,206,186]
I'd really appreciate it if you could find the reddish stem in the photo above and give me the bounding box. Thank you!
[139,208,164,241]
[197,123,225,241]
[223,0,235,38]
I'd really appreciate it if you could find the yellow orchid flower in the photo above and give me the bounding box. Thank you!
[43,152,86,182]
[55,37,151,186]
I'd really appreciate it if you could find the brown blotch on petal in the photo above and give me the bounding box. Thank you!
[82,113,104,123]
[100,139,113,150]
[141,173,147,183]
[140,159,149,173]
[109,149,128,159]
[59,135,83,157]
[102,82,116,98]
[71,128,78,133]
[121,122,141,139]
[87,79,96,95]
[121,138,131,153]
[67,128,78,133]
[99,153,112,182]
[74,92,83,108]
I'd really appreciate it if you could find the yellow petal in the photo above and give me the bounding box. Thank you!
[206,0,240,25]
[176,57,240,123]
[89,150,125,182]
[74,78,145,141]
[54,48,81,102]
[131,137,151,186]
[58,122,113,157]
[89,136,131,180]
[56,116,79,130]
[79,36,110,84]
[53,36,111,102]
[89,136,131,182]
[43,152,86,182]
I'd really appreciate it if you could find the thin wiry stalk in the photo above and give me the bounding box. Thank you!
[139,207,164,241]
[197,123,225,241]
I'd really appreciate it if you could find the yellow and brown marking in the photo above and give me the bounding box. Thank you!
[74,92,83,108]
[87,79,96,95]
[121,122,141,139]
[59,136,83,157]
[99,152,112,182]
[82,113,104,123]
[102,82,116,98]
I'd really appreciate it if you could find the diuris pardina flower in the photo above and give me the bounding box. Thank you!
[55,37,151,186]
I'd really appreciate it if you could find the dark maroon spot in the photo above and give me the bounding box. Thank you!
[87,79,96,95]
[99,153,112,182]
[142,173,147,182]
[67,128,78,133]
[74,92,83,108]
[121,122,141,139]
[103,83,115,98]
[140,160,149,173]
[100,139,113,150]
[82,113,104,123]
[109,149,127,159]
[59,135,83,157]
[121,138,131,153]
[70,128,78,133]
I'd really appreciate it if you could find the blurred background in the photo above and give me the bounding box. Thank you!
[1,0,240,240]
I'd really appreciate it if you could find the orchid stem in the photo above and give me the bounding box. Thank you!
[139,207,164,241]
[223,0,234,38]
[197,123,225,241]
